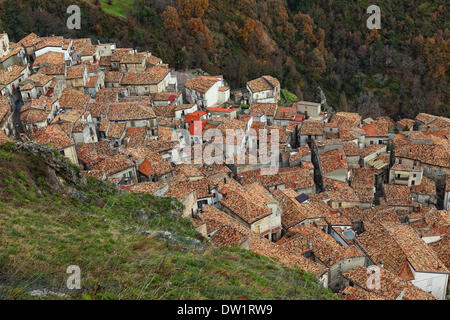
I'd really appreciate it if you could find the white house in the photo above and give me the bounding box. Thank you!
[0,65,31,100]
[34,36,72,64]
[246,75,280,104]
[389,164,423,187]
[185,75,230,108]
[19,72,53,101]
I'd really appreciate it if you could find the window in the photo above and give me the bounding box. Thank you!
[411,180,415,185]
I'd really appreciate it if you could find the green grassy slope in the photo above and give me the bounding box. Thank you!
[98,0,133,18]
[0,142,337,300]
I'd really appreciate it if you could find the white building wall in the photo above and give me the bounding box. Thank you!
[410,268,448,300]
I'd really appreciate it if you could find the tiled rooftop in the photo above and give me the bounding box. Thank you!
[185,75,222,93]
[33,51,64,68]
[29,124,74,150]
[237,167,314,191]
[300,120,324,136]
[319,148,348,174]
[359,144,385,158]
[108,102,155,121]
[120,66,169,85]
[343,266,435,300]
[59,88,90,110]
[92,154,135,176]
[278,225,364,267]
[247,75,280,93]
[249,102,278,118]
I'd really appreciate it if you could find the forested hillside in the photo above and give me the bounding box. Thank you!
[0,0,448,119]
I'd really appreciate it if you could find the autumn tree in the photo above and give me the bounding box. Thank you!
[193,0,209,18]
[237,18,255,44]
[177,0,209,19]
[162,6,181,30]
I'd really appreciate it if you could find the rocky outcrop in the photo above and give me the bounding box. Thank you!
[15,141,86,187]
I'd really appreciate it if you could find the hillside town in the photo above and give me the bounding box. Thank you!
[0,32,449,301]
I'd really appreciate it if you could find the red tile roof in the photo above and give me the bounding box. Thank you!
[29,124,74,150]
[319,148,348,174]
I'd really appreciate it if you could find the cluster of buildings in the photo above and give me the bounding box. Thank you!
[0,31,449,300]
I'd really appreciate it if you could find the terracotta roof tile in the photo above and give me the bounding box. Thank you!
[59,88,90,110]
[92,154,135,176]
[129,181,168,195]
[66,65,85,80]
[108,102,155,121]
[185,75,222,93]
[329,112,361,129]
[33,51,64,68]
[106,122,126,139]
[237,167,314,191]
[0,65,26,85]
[76,141,112,167]
[210,225,248,248]
[382,222,448,274]
[343,266,435,300]
[319,148,347,174]
[247,75,280,93]
[249,102,277,118]
[29,124,74,150]
[278,225,364,267]
[120,66,169,85]
[362,121,389,137]
[411,176,436,195]
[219,183,274,224]
[272,189,329,229]
[300,120,324,136]
[18,33,40,47]
[359,144,385,158]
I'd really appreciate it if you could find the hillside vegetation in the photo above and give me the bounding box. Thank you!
[0,0,448,118]
[0,142,336,300]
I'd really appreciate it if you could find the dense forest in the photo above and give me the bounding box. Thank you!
[0,0,448,119]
